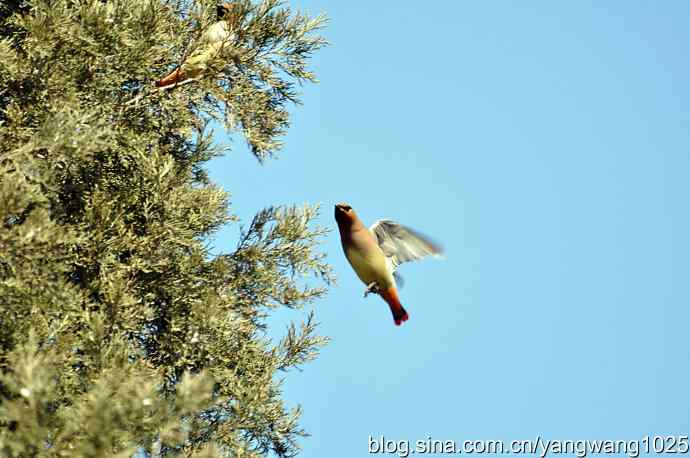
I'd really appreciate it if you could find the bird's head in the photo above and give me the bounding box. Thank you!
[334,202,356,227]
[217,2,243,24]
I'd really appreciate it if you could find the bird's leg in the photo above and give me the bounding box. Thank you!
[364,282,380,297]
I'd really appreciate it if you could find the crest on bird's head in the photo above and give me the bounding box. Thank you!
[334,203,357,226]
[217,2,243,24]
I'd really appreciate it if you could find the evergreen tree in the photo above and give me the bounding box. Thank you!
[0,0,331,456]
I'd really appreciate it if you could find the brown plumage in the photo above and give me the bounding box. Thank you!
[155,3,242,88]
[334,203,443,326]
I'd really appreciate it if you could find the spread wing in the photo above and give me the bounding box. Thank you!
[370,219,444,271]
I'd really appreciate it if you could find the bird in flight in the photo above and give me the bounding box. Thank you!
[334,203,443,326]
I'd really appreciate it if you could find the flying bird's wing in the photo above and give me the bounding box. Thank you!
[369,219,444,271]
[393,271,405,289]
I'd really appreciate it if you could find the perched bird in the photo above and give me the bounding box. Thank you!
[155,3,242,88]
[334,203,443,326]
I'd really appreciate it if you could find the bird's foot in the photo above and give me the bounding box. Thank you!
[364,282,380,297]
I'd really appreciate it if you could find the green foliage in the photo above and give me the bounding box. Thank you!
[0,0,331,456]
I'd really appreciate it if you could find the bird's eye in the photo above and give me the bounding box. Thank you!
[343,206,351,211]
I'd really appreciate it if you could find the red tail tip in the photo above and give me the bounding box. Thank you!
[394,311,409,326]
[381,287,408,327]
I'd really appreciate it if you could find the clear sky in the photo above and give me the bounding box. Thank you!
[208,1,690,456]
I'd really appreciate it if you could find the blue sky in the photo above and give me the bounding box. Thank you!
[209,1,690,456]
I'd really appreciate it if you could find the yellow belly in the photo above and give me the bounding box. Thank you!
[345,246,394,289]
[181,41,226,75]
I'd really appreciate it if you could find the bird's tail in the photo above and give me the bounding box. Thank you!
[156,68,184,88]
[380,287,409,326]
